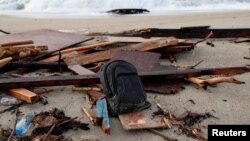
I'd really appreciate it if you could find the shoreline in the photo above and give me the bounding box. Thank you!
[0,9,249,19]
[1,10,250,34]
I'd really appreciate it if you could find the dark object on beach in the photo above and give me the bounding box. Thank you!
[100,60,151,116]
[107,8,150,15]
[0,29,10,34]
[32,108,89,136]
[111,28,250,38]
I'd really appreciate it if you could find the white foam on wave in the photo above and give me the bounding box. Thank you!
[0,0,250,17]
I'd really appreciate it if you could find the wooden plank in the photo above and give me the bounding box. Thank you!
[1,45,48,58]
[118,101,168,130]
[106,36,162,43]
[0,29,92,60]
[0,66,249,89]
[68,65,96,75]
[64,37,178,66]
[0,40,33,47]
[8,88,39,103]
[112,28,250,38]
[52,40,120,55]
[40,51,79,63]
[0,57,12,68]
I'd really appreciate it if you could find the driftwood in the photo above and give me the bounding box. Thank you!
[0,40,33,47]
[0,66,249,89]
[153,104,212,141]
[72,87,102,92]
[234,37,250,43]
[0,57,12,68]
[81,107,96,125]
[52,40,120,55]
[186,76,245,89]
[0,45,48,58]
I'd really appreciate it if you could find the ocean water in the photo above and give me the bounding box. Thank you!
[0,0,250,17]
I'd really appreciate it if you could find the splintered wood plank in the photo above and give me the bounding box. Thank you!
[0,40,33,47]
[68,65,96,75]
[52,40,120,55]
[106,36,162,43]
[118,101,168,130]
[64,37,178,66]
[0,29,92,59]
[40,51,79,63]
[8,88,39,103]
[0,57,12,68]
[111,51,177,72]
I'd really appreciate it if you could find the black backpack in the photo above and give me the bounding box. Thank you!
[100,60,151,116]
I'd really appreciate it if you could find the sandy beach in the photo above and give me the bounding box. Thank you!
[0,10,250,141]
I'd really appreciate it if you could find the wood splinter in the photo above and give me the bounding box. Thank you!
[81,107,97,125]
[186,76,245,89]
[72,86,102,92]
[0,57,12,68]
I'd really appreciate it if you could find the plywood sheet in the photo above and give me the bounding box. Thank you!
[0,29,92,59]
[118,101,168,130]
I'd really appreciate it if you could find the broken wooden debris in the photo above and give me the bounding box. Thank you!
[186,76,245,89]
[0,102,24,114]
[2,61,68,71]
[8,88,39,103]
[0,45,48,59]
[175,111,218,127]
[0,57,12,68]
[106,36,162,43]
[119,101,168,130]
[0,29,92,60]
[82,107,97,125]
[64,37,178,66]
[87,91,106,104]
[68,64,96,75]
[73,87,102,92]
[32,108,89,136]
[153,104,214,141]
[233,37,250,43]
[107,8,150,15]
[32,134,70,141]
[0,66,249,89]
[52,40,120,55]
[41,51,79,63]
[176,125,207,141]
[110,28,250,38]
[143,79,184,94]
[0,40,34,47]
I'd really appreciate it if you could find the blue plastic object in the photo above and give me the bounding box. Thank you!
[15,113,34,135]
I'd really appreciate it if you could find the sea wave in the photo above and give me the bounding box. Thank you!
[0,0,250,13]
